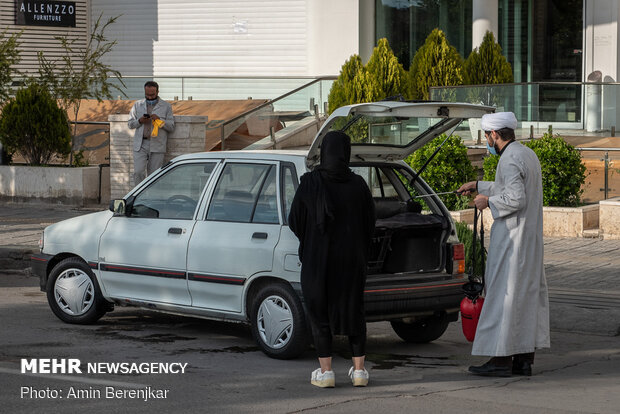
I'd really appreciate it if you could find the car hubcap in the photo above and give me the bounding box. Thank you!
[54,268,95,316]
[257,295,293,349]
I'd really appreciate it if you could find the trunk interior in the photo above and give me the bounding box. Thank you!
[368,198,449,275]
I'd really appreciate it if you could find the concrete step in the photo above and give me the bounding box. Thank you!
[582,228,601,238]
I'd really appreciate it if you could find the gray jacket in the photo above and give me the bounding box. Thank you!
[128,98,175,152]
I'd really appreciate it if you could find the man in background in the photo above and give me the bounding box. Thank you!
[128,81,175,185]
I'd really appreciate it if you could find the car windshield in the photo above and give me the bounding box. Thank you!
[326,114,463,147]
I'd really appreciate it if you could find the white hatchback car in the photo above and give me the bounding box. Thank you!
[32,101,493,359]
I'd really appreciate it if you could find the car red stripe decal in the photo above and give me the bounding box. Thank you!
[101,264,186,279]
[365,282,464,293]
[104,265,184,276]
[188,273,246,285]
[31,256,48,262]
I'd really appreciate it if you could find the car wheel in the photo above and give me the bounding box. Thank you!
[390,314,449,343]
[250,283,308,359]
[46,257,109,324]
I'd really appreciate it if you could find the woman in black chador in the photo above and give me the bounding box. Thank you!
[289,131,375,388]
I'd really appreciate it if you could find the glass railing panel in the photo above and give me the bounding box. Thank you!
[578,149,620,203]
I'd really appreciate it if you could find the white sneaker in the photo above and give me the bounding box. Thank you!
[311,368,335,388]
[348,367,369,387]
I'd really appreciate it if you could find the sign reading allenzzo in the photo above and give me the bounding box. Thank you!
[15,1,76,27]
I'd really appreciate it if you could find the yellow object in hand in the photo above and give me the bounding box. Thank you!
[151,119,165,137]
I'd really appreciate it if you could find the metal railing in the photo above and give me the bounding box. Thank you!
[575,147,620,200]
[430,81,620,132]
[216,76,335,150]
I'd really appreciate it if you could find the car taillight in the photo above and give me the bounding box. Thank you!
[451,243,465,275]
[453,243,464,260]
[38,232,44,252]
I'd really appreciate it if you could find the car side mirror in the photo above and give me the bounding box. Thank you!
[109,199,126,215]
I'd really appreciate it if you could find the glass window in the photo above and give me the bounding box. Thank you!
[375,0,472,70]
[352,166,399,199]
[207,163,278,223]
[281,164,298,223]
[130,163,215,219]
[252,167,279,224]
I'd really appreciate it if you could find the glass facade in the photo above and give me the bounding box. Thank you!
[375,0,472,70]
[499,0,583,122]
[374,0,585,123]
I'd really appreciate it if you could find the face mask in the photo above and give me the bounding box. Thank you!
[145,97,158,105]
[486,141,498,155]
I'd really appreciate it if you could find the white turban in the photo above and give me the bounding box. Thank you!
[480,112,518,131]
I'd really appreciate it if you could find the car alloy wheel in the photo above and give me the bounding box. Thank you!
[250,283,308,359]
[46,257,109,324]
[257,295,293,350]
[54,268,95,316]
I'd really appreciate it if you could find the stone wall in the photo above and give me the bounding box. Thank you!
[0,166,109,206]
[600,197,620,239]
[108,115,208,199]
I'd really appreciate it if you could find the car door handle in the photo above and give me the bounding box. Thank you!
[252,232,268,239]
[168,227,183,234]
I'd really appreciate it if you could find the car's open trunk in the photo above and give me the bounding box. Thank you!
[368,200,449,275]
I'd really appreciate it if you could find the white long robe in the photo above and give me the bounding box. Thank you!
[474,142,550,356]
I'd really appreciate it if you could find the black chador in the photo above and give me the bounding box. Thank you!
[289,131,375,356]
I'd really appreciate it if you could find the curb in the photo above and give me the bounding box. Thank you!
[0,246,37,272]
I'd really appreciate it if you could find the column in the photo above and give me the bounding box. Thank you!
[472,0,498,49]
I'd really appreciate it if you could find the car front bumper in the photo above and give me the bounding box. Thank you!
[31,253,53,292]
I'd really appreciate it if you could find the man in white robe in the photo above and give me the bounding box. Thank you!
[458,112,550,377]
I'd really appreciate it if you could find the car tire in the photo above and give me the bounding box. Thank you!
[390,314,449,343]
[250,283,308,359]
[46,257,109,324]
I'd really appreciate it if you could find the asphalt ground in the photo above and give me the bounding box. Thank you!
[0,202,619,413]
[1,201,619,337]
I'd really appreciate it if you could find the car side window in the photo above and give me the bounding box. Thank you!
[351,166,398,198]
[206,163,278,223]
[252,167,279,224]
[130,163,215,220]
[281,164,298,224]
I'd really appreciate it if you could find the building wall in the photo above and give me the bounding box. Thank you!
[584,0,620,129]
[91,0,358,78]
[1,0,90,74]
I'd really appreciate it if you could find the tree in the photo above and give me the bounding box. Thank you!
[36,14,125,164]
[464,31,513,105]
[407,28,465,100]
[366,38,407,101]
[0,83,71,165]
[327,54,368,114]
[0,29,21,106]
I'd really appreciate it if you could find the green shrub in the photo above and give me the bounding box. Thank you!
[465,31,513,86]
[455,221,486,276]
[405,133,476,211]
[0,83,71,165]
[464,31,513,106]
[481,134,586,207]
[482,153,499,181]
[407,28,464,100]
[327,54,368,114]
[328,38,406,114]
[366,38,407,101]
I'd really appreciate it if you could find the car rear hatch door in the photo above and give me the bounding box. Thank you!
[306,101,495,168]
